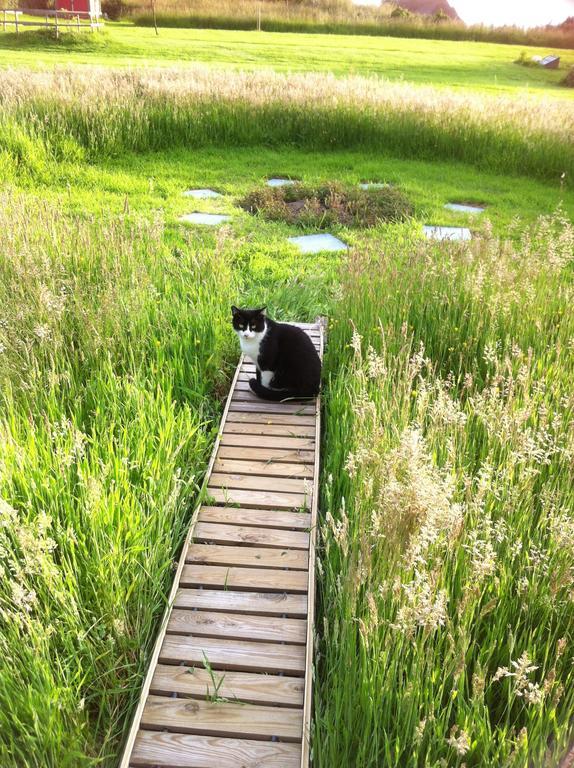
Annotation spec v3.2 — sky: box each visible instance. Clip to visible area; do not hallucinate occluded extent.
[353,0,574,27]
[454,0,574,27]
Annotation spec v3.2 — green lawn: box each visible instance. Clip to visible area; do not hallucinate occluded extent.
[1,23,574,96]
[36,146,574,236]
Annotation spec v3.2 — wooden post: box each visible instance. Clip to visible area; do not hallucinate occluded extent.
[3,10,6,32]
[151,0,158,35]
[15,11,19,34]
[55,8,58,38]
[257,2,261,31]
[76,13,80,30]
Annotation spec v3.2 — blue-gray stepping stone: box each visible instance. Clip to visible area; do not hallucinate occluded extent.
[359,182,390,189]
[182,189,221,199]
[179,213,231,226]
[444,203,484,214]
[288,233,348,254]
[267,178,296,187]
[423,225,472,241]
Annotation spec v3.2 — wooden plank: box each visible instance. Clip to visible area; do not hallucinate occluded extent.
[198,505,311,530]
[150,664,305,707]
[220,434,314,450]
[209,472,308,495]
[217,445,315,464]
[131,731,301,768]
[226,411,316,426]
[141,696,303,741]
[180,565,308,593]
[159,636,306,675]
[166,608,307,643]
[213,458,313,479]
[229,402,316,416]
[225,421,316,438]
[186,543,308,570]
[174,589,307,617]
[207,487,309,511]
[193,522,309,549]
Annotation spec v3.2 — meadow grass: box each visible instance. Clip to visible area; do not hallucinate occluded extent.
[1,66,573,187]
[1,26,574,97]
[317,213,574,766]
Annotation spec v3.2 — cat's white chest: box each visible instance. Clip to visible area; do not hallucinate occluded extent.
[238,328,266,364]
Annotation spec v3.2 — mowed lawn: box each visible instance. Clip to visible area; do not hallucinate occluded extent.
[1,23,574,95]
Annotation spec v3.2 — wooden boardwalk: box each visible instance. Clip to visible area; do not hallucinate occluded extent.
[120,320,324,768]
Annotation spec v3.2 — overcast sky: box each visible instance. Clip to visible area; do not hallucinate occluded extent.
[354,0,574,27]
[454,0,574,27]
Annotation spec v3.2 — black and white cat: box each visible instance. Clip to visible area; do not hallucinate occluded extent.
[231,306,321,401]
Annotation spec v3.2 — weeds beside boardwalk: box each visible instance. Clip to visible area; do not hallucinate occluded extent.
[1,66,573,183]
[318,213,574,766]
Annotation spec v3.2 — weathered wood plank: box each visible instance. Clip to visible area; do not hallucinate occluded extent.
[209,472,309,495]
[220,433,315,450]
[226,410,316,426]
[140,696,303,741]
[207,487,309,511]
[186,543,308,570]
[173,589,307,617]
[131,731,301,768]
[159,635,306,675]
[217,445,315,464]
[180,565,308,593]
[213,459,314,479]
[193,522,309,549]
[198,505,311,530]
[229,402,316,416]
[166,608,307,643]
[149,664,305,707]
[225,421,316,438]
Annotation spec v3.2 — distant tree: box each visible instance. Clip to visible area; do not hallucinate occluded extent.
[433,8,449,22]
[391,6,412,18]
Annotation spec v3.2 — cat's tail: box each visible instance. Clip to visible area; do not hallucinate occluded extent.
[249,379,315,402]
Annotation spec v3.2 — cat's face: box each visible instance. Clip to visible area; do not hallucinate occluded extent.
[231,306,266,340]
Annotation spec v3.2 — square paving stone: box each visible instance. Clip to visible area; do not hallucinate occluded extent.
[288,233,348,254]
[179,213,231,226]
[182,189,222,199]
[444,203,485,214]
[423,225,472,241]
[267,178,296,187]
[359,182,391,190]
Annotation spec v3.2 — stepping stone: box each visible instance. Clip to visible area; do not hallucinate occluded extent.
[288,233,348,254]
[182,189,221,199]
[267,178,296,187]
[444,203,484,214]
[423,225,471,242]
[359,182,390,190]
[179,213,231,226]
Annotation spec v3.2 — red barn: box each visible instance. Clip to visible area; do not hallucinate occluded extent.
[55,0,101,16]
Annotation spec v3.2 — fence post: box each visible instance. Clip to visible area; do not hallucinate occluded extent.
[55,8,58,37]
[3,10,6,32]
[257,2,261,31]
[15,11,19,33]
[76,13,80,30]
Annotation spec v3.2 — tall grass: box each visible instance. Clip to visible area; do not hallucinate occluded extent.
[126,0,574,49]
[316,212,574,766]
[1,67,573,183]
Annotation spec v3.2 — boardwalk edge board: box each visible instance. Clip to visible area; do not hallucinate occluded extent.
[120,320,324,768]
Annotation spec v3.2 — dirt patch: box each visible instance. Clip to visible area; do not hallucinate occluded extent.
[240,181,413,229]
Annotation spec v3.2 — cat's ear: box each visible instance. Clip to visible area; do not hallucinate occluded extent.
[256,306,267,316]
[231,305,240,316]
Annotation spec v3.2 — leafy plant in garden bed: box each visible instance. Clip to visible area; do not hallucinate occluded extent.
[240,182,413,229]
